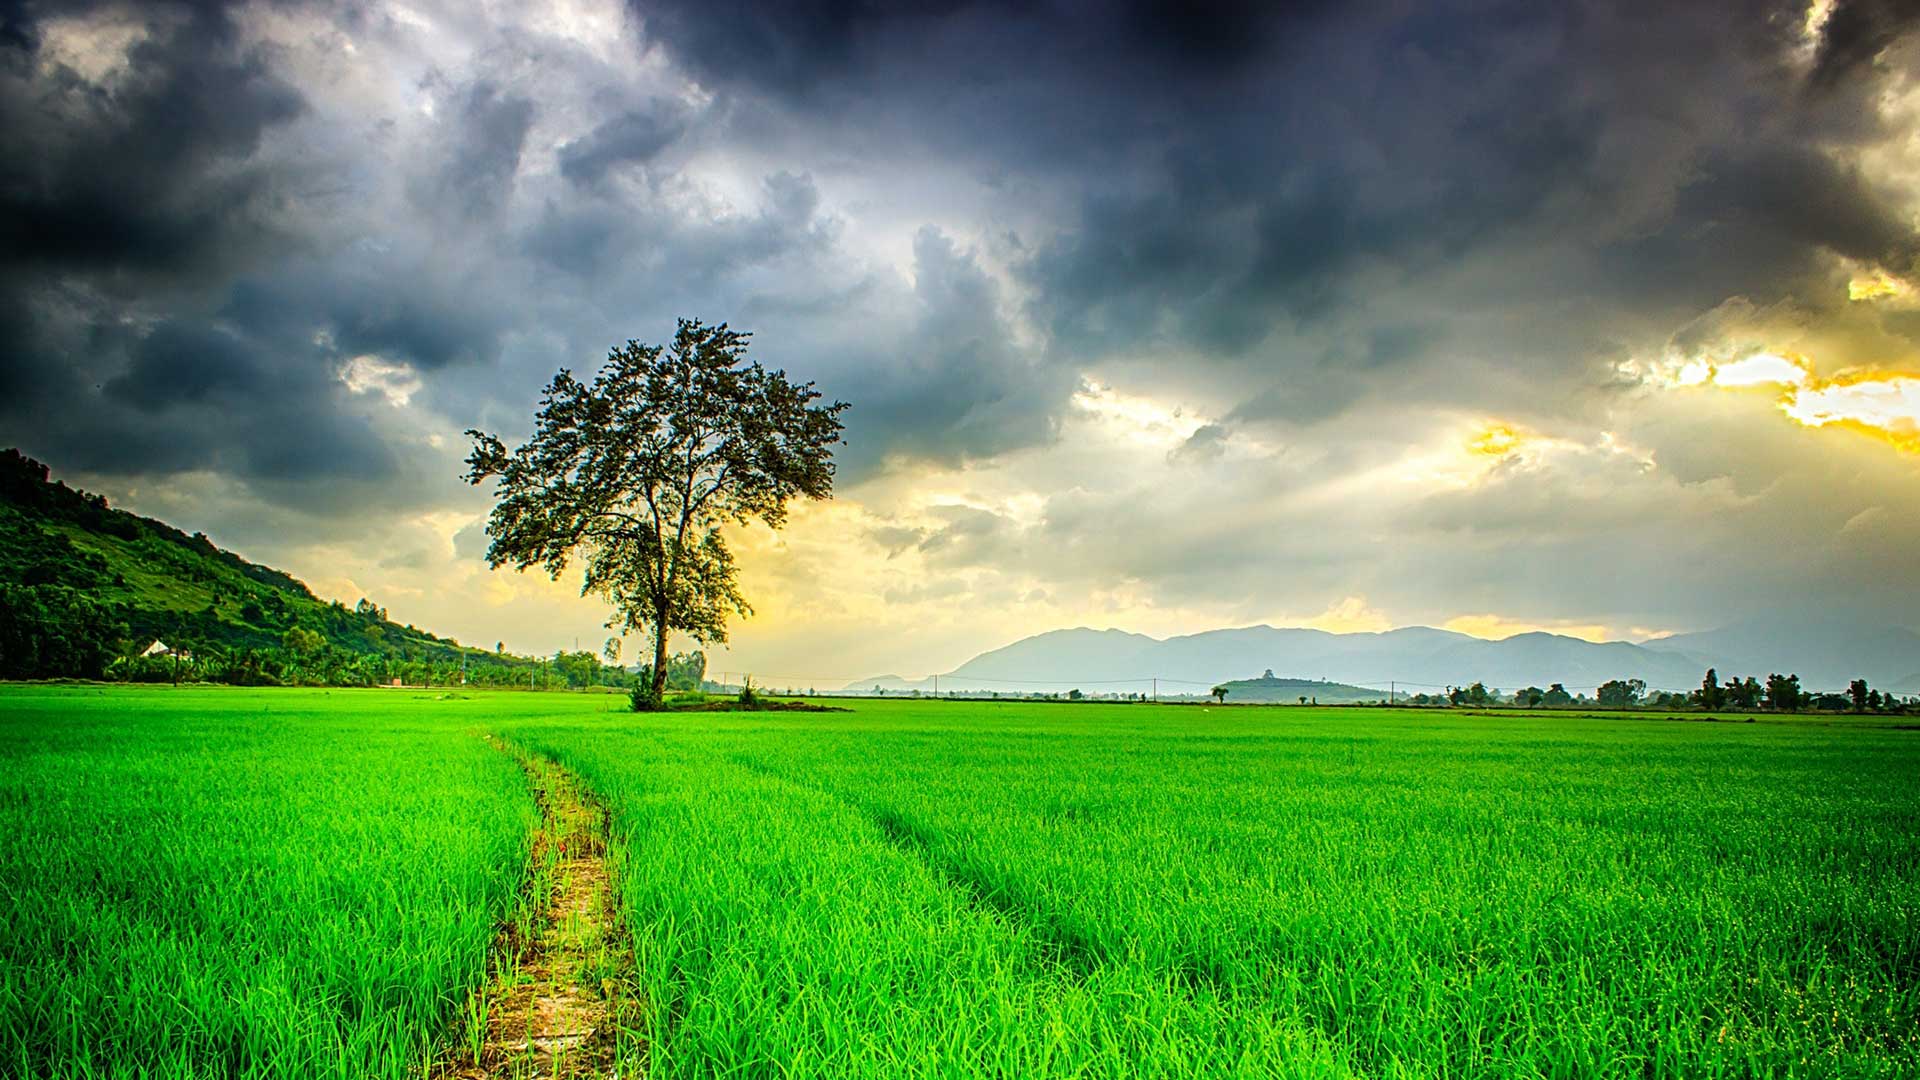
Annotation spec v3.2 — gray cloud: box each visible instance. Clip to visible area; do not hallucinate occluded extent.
[1167,423,1229,465]
[451,517,491,562]
[1808,0,1920,90]
[557,98,689,186]
[914,504,1021,566]
[425,80,535,218]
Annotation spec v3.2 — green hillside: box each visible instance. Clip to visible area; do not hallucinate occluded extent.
[1214,673,1388,704]
[0,448,589,684]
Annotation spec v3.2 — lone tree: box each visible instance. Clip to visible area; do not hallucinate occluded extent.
[465,319,848,709]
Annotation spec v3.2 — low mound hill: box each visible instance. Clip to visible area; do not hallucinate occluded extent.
[1214,674,1387,704]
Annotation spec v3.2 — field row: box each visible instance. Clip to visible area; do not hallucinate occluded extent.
[518,704,1920,1079]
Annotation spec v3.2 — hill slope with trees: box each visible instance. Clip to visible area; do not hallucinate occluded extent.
[0,449,624,686]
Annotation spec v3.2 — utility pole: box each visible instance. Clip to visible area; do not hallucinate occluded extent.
[1152,676,1158,703]
[1390,680,1395,704]
[933,674,939,697]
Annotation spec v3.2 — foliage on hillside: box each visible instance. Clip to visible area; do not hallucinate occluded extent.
[0,448,626,688]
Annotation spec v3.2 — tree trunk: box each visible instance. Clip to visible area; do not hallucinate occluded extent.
[648,619,669,709]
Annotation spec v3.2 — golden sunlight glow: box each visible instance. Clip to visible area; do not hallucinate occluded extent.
[1302,596,1394,634]
[1781,375,1920,451]
[1707,352,1810,388]
[1848,272,1910,302]
[1071,380,1207,447]
[1646,351,1811,390]
[1652,347,1920,454]
[1667,359,1712,386]
[1466,424,1523,457]
[1442,614,1612,643]
[339,354,423,406]
[1384,420,1585,490]
[1804,0,1836,41]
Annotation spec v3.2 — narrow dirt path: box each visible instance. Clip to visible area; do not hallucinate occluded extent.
[441,745,641,1079]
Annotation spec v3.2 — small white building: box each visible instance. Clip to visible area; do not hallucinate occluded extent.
[140,640,192,662]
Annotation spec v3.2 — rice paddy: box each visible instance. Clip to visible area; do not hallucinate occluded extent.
[0,687,540,1079]
[3,687,1915,1078]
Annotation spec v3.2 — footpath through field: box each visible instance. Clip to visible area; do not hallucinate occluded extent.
[441,742,641,1078]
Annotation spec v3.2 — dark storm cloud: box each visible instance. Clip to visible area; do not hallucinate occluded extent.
[1010,5,1732,363]
[1574,142,1920,340]
[224,259,510,372]
[631,0,1336,106]
[0,0,358,500]
[0,0,303,277]
[831,227,1072,474]
[103,321,264,410]
[628,0,1917,428]
[0,1,522,509]
[7,295,405,489]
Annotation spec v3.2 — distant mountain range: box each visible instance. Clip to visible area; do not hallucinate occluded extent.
[1640,620,1920,692]
[853,620,1920,696]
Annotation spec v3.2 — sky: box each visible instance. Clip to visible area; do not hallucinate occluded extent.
[3,0,1918,683]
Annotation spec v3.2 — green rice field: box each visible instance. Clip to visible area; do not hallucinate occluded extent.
[3,685,1916,1078]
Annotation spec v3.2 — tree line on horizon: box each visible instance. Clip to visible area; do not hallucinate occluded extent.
[1406,667,1915,714]
[101,635,713,693]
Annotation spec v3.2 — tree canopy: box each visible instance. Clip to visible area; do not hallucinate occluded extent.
[1596,678,1645,708]
[465,319,848,709]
